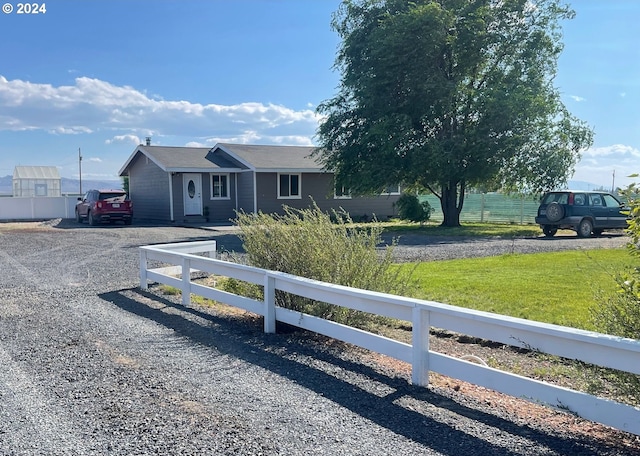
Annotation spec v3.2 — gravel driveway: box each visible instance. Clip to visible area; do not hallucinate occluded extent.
[0,220,636,455]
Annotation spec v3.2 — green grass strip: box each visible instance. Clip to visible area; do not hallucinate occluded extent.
[404,249,635,330]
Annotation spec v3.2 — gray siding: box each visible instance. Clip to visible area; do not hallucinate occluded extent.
[128,155,171,221]
[203,173,237,223]
[255,172,399,220]
[171,172,238,223]
[236,172,255,214]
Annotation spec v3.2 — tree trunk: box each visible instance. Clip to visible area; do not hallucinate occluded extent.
[439,180,465,227]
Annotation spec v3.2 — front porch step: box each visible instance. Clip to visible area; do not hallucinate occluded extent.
[181,217,207,224]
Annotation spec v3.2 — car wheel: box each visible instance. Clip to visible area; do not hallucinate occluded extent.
[577,219,593,238]
[88,211,97,226]
[75,210,82,223]
[542,225,557,237]
[546,202,564,222]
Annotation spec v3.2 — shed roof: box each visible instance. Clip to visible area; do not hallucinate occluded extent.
[13,166,61,180]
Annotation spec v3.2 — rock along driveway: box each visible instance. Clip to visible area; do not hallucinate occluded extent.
[0,221,635,455]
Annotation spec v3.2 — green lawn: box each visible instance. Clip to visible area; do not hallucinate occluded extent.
[403,249,635,330]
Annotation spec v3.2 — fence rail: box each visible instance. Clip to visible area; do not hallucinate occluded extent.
[139,240,640,436]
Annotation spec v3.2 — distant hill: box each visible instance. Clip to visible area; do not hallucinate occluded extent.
[60,177,124,194]
[0,175,122,195]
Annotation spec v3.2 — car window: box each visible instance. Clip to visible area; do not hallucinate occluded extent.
[573,193,586,206]
[602,194,621,208]
[543,193,568,204]
[99,192,126,201]
[589,194,603,206]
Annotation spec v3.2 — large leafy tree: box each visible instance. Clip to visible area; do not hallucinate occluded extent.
[315,0,593,226]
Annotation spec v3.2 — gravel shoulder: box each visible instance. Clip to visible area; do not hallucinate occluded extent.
[0,220,637,455]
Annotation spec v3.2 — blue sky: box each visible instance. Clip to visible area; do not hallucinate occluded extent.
[0,0,638,190]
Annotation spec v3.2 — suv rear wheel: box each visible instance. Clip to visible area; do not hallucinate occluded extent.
[546,202,564,222]
[542,225,558,237]
[577,219,593,238]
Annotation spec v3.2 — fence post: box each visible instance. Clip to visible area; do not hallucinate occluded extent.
[411,306,430,386]
[181,257,191,306]
[264,274,276,334]
[139,248,149,290]
[480,193,486,223]
[207,241,217,259]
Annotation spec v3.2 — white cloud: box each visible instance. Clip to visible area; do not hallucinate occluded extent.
[88,157,103,163]
[582,144,640,158]
[105,134,141,145]
[569,95,586,102]
[49,126,93,135]
[0,75,320,144]
[572,144,640,188]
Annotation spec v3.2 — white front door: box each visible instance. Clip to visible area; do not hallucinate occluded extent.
[183,173,202,216]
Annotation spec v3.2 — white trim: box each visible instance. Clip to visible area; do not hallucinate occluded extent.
[209,173,231,200]
[214,144,256,170]
[253,172,257,214]
[235,174,239,215]
[254,168,325,173]
[381,184,401,195]
[277,173,302,200]
[168,174,174,221]
[334,185,352,200]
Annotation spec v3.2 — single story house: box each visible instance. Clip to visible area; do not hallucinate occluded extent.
[13,166,62,197]
[118,143,400,223]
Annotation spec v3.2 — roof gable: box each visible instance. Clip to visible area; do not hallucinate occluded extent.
[119,145,245,175]
[215,143,323,172]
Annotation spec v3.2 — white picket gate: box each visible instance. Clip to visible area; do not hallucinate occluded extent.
[139,240,640,436]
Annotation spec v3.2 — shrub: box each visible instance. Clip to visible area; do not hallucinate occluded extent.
[590,180,640,402]
[591,180,640,338]
[394,193,433,224]
[229,202,413,326]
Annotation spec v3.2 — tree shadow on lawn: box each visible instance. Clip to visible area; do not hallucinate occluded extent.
[99,287,634,456]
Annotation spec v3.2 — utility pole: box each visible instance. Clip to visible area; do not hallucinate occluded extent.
[79,147,83,196]
[612,169,615,193]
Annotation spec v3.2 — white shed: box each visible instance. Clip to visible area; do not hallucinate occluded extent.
[13,166,62,197]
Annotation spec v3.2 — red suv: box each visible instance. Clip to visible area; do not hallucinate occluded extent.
[75,189,133,226]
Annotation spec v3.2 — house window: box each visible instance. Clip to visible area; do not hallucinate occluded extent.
[334,185,351,199]
[382,184,401,195]
[278,173,301,199]
[210,174,229,199]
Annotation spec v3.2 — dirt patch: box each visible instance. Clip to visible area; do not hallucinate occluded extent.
[0,219,61,232]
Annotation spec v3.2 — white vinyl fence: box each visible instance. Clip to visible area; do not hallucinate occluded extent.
[139,240,640,436]
[0,196,79,220]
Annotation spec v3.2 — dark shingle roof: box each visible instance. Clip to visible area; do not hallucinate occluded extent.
[119,143,325,175]
[137,146,218,170]
[215,143,322,171]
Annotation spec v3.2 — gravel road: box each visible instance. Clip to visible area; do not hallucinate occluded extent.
[0,220,636,455]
